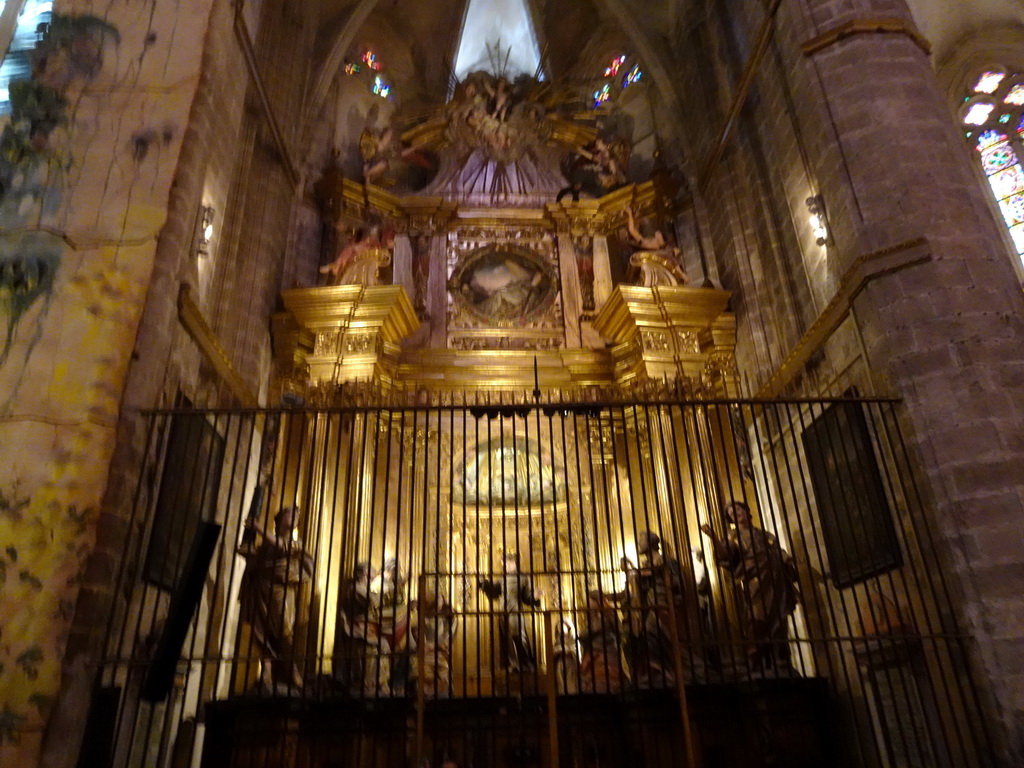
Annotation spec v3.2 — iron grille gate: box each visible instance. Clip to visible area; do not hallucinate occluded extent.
[93,396,995,768]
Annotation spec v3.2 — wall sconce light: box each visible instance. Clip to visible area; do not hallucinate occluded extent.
[805,195,830,246]
[197,205,215,257]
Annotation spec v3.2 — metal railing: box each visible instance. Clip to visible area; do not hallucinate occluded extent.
[91,396,995,767]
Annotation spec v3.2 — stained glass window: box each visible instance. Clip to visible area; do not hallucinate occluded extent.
[974,70,1006,94]
[342,49,391,98]
[604,55,626,78]
[964,101,995,125]
[1005,83,1024,106]
[591,54,642,108]
[963,72,1024,261]
[0,0,53,111]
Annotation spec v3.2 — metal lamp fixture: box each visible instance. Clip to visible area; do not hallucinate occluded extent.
[805,195,830,246]
[197,205,215,256]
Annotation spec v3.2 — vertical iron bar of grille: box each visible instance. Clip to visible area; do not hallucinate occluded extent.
[104,410,164,767]
[802,398,911,761]
[99,407,160,682]
[139,410,210,767]
[768,401,882,767]
[872,400,996,765]
[850,400,963,764]
[92,397,1001,768]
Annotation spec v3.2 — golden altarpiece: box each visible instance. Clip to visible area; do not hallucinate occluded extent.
[96,68,994,768]
[268,164,743,687]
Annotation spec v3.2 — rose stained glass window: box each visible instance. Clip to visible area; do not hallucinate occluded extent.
[963,73,1024,261]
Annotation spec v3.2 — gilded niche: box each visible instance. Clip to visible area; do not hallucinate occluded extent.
[455,438,566,509]
[448,244,557,323]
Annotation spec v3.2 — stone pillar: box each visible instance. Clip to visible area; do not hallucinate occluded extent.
[393,233,414,295]
[556,232,584,348]
[0,3,217,766]
[429,233,449,348]
[786,0,1024,753]
[592,235,614,311]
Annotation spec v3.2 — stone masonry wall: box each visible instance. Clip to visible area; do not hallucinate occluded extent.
[692,0,1024,757]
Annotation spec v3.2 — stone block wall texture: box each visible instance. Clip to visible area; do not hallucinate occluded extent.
[685,0,1024,757]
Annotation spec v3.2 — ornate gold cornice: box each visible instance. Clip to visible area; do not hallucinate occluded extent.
[273,284,738,396]
[593,285,736,393]
[402,197,458,234]
[546,115,599,149]
[333,179,668,236]
[177,283,259,407]
[801,18,932,57]
[281,284,420,343]
[394,348,616,390]
[274,285,420,391]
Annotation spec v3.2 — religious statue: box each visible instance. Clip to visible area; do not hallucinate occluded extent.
[236,506,314,693]
[410,586,457,697]
[478,553,542,673]
[411,233,432,319]
[551,618,581,694]
[691,546,722,672]
[319,222,395,286]
[361,123,399,184]
[446,72,552,164]
[571,234,596,312]
[701,501,802,675]
[375,557,412,694]
[608,532,685,688]
[338,562,389,696]
[579,593,626,693]
[625,207,689,287]
[360,107,434,186]
[561,135,629,198]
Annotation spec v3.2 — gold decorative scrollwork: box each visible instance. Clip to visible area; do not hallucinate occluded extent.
[640,330,672,353]
[675,330,701,355]
[314,330,342,357]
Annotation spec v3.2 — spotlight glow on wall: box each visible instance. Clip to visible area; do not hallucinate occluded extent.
[198,205,215,257]
[806,195,829,246]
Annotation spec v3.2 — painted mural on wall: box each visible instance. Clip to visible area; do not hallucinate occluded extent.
[0,14,119,364]
[0,10,156,759]
[0,485,96,739]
